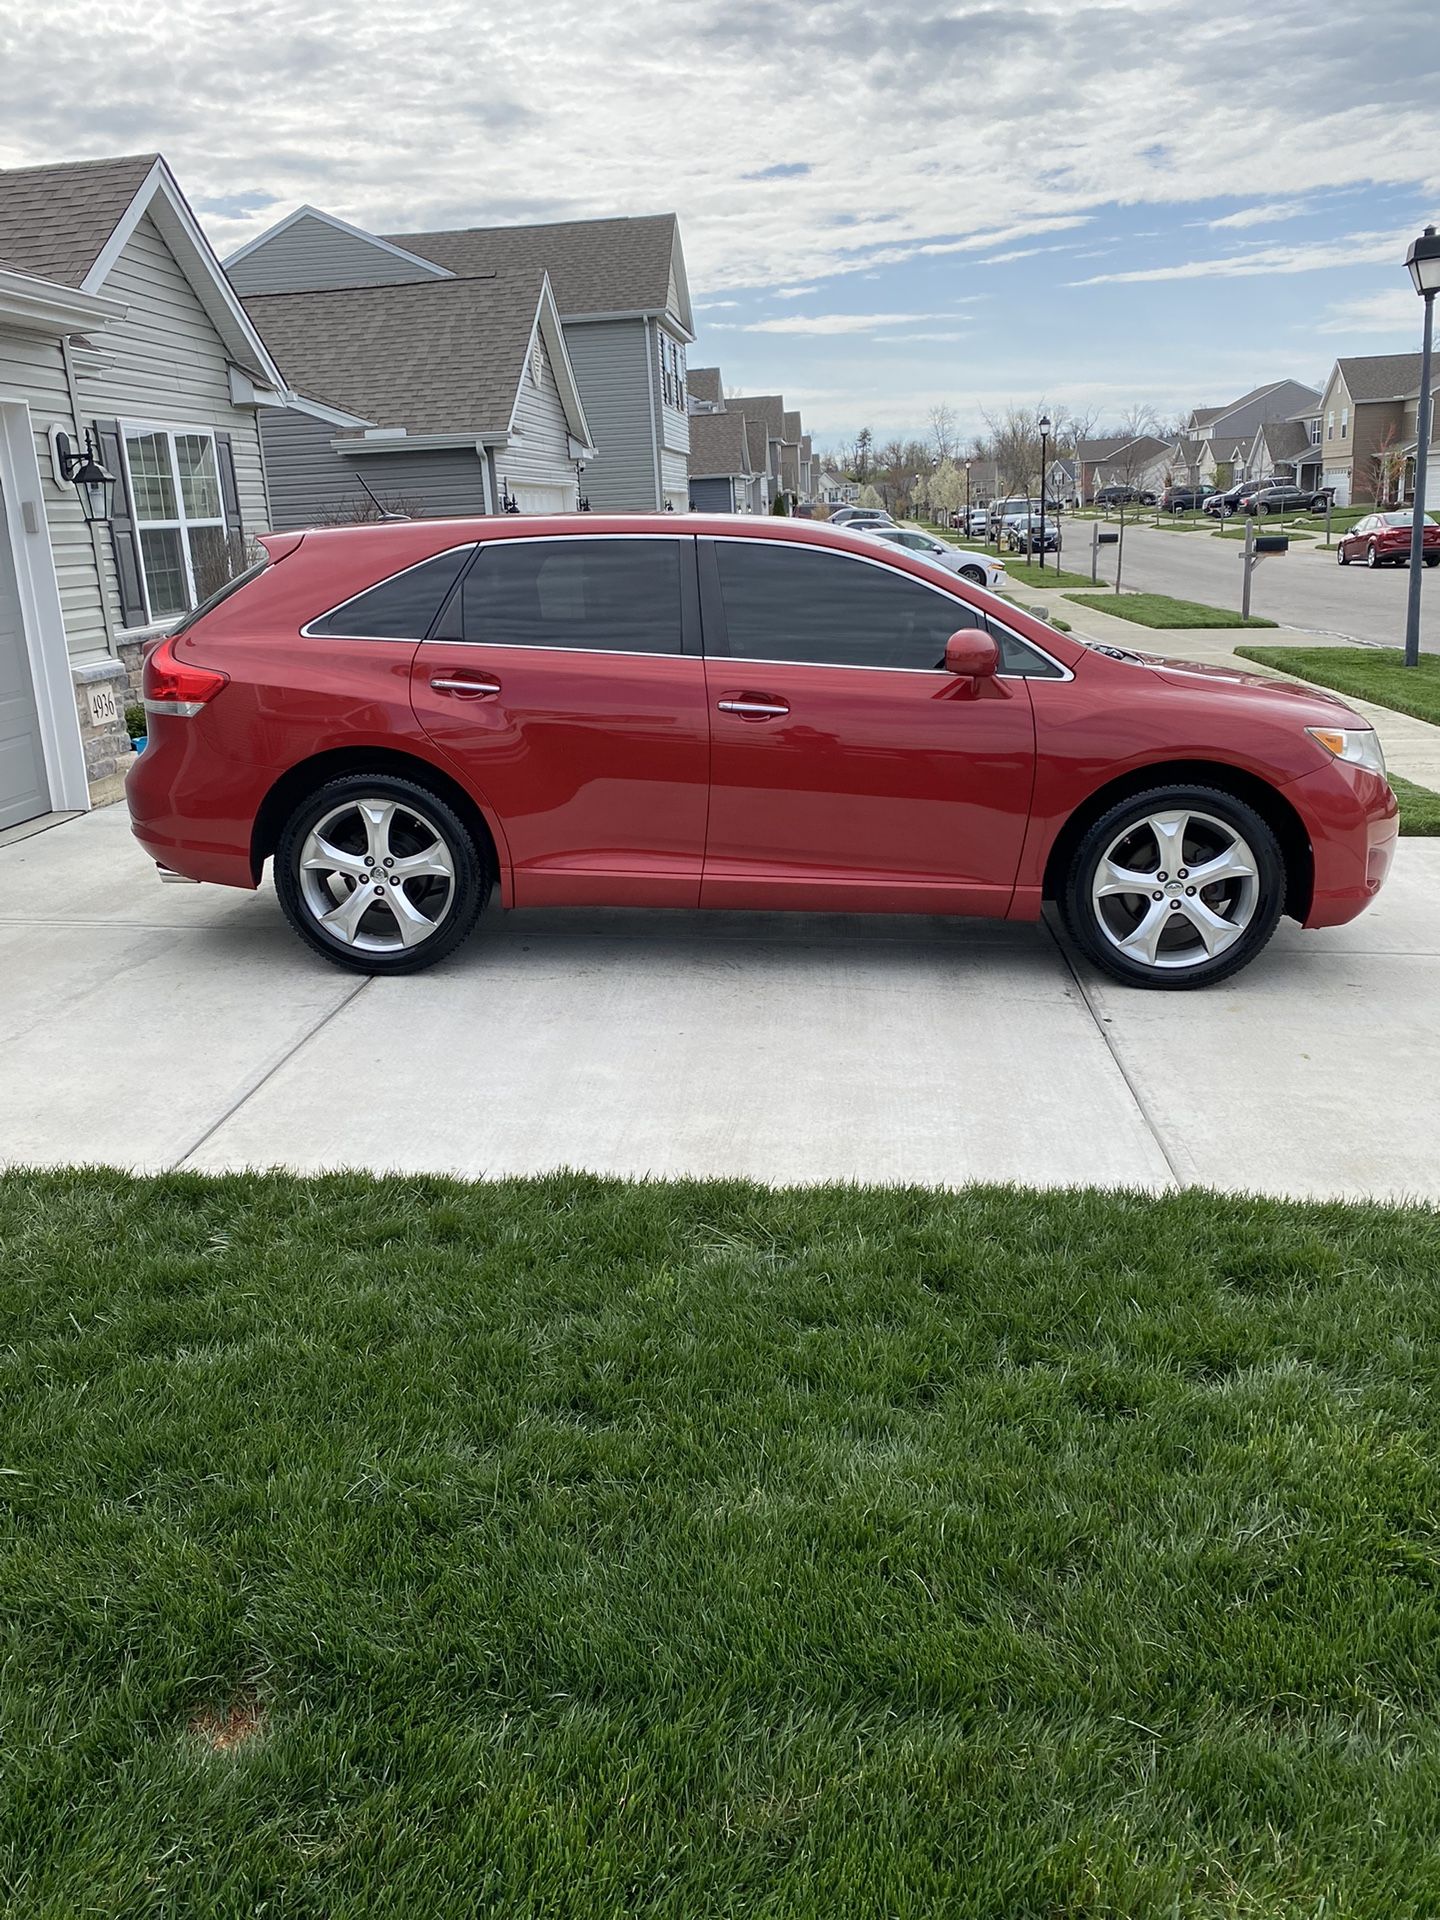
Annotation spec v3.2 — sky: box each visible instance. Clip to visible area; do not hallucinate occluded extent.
[2,0,1438,453]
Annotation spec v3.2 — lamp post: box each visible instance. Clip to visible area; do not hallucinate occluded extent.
[1403,224,1440,668]
[965,460,971,533]
[1038,414,1051,571]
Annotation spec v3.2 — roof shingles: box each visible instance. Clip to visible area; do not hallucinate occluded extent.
[0,153,156,289]
[382,214,680,320]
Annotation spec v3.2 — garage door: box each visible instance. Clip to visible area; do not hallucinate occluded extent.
[0,477,50,831]
[511,482,572,515]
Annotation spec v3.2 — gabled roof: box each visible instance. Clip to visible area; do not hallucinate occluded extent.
[0,150,284,389]
[731,392,785,442]
[382,213,691,334]
[1336,353,1426,403]
[1077,435,1136,463]
[1253,419,1311,461]
[742,415,769,472]
[1188,406,1222,428]
[688,407,753,479]
[687,365,723,405]
[783,409,802,442]
[0,153,157,288]
[241,271,591,445]
[1205,378,1320,430]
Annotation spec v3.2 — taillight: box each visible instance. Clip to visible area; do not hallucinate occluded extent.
[142,635,229,717]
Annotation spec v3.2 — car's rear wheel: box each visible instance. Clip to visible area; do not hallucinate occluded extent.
[1060,786,1285,990]
[1426,556,1440,568]
[1367,543,1380,568]
[275,774,489,974]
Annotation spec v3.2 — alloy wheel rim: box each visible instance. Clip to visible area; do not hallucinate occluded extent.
[298,797,456,953]
[1091,808,1260,971]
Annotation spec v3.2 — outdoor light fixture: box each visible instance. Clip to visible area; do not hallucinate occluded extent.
[1038,414,1052,571]
[1402,225,1439,668]
[55,428,116,525]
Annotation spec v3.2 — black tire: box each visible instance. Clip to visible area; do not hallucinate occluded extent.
[1367,543,1380,569]
[1337,543,1349,564]
[1426,556,1440,568]
[959,564,987,584]
[1059,784,1285,991]
[274,773,490,975]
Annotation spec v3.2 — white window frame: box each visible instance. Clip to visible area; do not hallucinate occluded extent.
[119,421,226,624]
[1309,417,1322,446]
[1327,411,1334,440]
[1340,407,1349,436]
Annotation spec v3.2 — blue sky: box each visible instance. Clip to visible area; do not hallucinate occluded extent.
[3,0,1437,454]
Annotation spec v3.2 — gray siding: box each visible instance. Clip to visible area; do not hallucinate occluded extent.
[563,318,658,510]
[259,409,486,526]
[0,328,109,660]
[226,213,445,295]
[498,339,577,508]
[82,213,270,626]
[659,446,688,509]
[688,476,735,511]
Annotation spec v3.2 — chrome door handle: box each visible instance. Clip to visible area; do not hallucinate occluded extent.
[429,673,500,697]
[717,698,789,718]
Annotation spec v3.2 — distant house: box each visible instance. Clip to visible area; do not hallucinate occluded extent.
[1313,354,1439,509]
[815,468,857,506]
[228,205,694,511]
[1245,412,1325,496]
[0,151,286,826]
[687,407,756,512]
[1076,434,1169,501]
[240,271,594,525]
[1181,380,1321,487]
[685,372,809,511]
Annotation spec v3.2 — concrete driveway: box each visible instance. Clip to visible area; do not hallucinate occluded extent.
[3,802,1438,1200]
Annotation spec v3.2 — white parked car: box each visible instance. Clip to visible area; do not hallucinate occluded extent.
[965,507,990,538]
[854,523,1008,589]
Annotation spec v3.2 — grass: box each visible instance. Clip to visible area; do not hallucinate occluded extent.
[1065,592,1278,629]
[1232,647,1440,728]
[7,1169,1440,1915]
[1391,773,1440,834]
[996,557,1095,590]
[1212,524,1316,542]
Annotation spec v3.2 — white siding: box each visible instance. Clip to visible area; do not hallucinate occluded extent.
[497,339,577,507]
[563,318,658,510]
[226,214,445,295]
[0,326,108,661]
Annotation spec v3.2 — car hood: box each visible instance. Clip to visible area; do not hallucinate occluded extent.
[1107,646,1367,722]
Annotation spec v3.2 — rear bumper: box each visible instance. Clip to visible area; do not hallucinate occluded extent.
[125,717,263,889]
[1286,760,1398,928]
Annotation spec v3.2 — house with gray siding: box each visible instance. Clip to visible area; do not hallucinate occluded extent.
[687,405,756,512]
[241,270,593,524]
[0,152,285,826]
[228,205,694,512]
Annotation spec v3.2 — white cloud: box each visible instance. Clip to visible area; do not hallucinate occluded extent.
[774,284,817,298]
[726,311,967,335]
[695,298,739,309]
[1316,288,1425,334]
[1207,199,1311,229]
[1070,231,1415,285]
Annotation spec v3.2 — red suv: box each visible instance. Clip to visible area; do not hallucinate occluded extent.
[127,515,1397,990]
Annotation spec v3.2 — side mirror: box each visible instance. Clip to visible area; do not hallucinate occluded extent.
[944,628,999,678]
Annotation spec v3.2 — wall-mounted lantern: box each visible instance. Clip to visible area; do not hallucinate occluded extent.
[55,428,116,525]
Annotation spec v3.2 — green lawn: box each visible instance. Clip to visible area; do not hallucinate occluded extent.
[7,1169,1440,1915]
[997,557,1095,590]
[1233,647,1440,727]
[1391,773,1440,834]
[1211,524,1316,542]
[1066,592,1278,629]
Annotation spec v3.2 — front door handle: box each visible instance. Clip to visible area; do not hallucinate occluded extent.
[429,672,500,698]
[717,696,790,720]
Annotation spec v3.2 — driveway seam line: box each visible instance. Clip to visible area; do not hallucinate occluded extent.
[168,977,372,1172]
[1043,920,1189,1189]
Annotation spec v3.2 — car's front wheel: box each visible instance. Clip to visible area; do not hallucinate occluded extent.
[959,564,987,584]
[274,774,489,974]
[1060,786,1285,989]
[1337,542,1349,564]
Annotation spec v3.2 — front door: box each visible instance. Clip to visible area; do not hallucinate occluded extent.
[0,478,50,831]
[698,538,1037,916]
[412,533,709,907]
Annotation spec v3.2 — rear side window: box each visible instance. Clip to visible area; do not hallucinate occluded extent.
[442,537,684,654]
[307,547,474,639]
[172,555,269,635]
[713,541,972,671]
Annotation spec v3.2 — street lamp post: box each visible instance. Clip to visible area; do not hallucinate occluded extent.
[1038,415,1051,572]
[965,460,971,534]
[1403,225,1440,669]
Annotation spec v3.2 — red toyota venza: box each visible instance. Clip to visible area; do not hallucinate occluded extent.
[127,515,1397,990]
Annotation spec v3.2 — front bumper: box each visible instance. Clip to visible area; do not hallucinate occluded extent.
[1286,757,1398,928]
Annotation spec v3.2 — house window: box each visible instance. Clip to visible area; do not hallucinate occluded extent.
[121,426,229,622]
[1340,407,1349,436]
[1309,417,1321,446]
[1326,411,1334,440]
[530,338,544,388]
[657,335,685,411]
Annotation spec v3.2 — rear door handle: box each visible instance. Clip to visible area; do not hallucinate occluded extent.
[717,697,789,720]
[429,672,500,698]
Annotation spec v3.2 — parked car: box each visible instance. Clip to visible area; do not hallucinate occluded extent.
[1240,483,1333,516]
[965,507,990,538]
[1202,481,1258,519]
[1092,484,1156,508]
[1159,484,1211,512]
[828,506,893,527]
[854,522,1008,588]
[1001,514,1062,554]
[988,496,1037,534]
[127,515,1397,991]
[1336,510,1440,568]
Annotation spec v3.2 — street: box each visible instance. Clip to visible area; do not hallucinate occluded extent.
[1076,519,1436,647]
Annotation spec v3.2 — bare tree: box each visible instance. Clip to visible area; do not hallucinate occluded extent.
[1372,424,1406,508]
[929,404,958,463]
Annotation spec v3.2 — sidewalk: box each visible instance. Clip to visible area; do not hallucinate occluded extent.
[1012,586,1440,795]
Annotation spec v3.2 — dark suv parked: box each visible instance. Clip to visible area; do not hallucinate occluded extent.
[1159,484,1211,512]
[1239,482,1333,516]
[1092,484,1155,508]
[1202,481,1258,519]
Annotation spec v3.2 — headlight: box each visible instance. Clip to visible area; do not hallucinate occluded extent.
[1306,726,1386,776]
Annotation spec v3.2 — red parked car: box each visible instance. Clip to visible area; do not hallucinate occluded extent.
[1336,510,1440,569]
[127,515,1397,990]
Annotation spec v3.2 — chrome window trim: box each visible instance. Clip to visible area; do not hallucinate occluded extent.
[299,542,478,642]
[709,533,1074,682]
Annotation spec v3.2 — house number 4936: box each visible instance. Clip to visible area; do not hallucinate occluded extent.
[87,684,119,728]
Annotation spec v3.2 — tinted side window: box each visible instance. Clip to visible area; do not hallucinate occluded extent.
[452,538,684,654]
[309,547,473,639]
[713,542,975,670]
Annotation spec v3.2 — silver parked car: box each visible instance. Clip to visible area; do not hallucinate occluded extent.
[853,523,1009,589]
